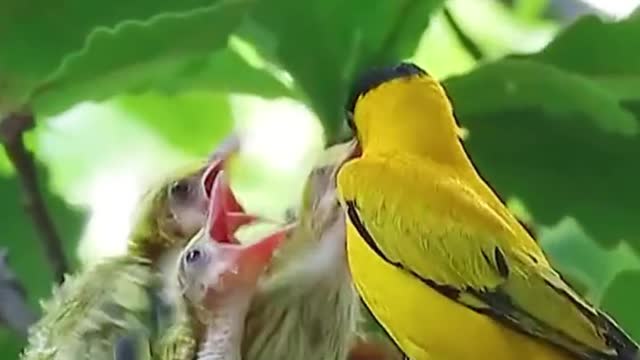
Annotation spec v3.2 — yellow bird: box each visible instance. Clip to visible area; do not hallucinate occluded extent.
[336,62,639,360]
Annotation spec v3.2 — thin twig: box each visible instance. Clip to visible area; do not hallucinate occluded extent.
[0,112,68,283]
[0,248,38,337]
[442,6,484,61]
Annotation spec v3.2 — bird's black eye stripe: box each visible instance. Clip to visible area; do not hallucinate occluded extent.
[345,62,428,115]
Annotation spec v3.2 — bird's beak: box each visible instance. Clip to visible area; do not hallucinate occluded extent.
[201,136,258,240]
[205,170,258,244]
[226,228,287,286]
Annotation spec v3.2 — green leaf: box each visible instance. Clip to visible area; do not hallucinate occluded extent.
[116,91,234,156]
[444,59,638,136]
[453,107,640,249]
[600,270,640,342]
[0,168,85,356]
[242,0,445,139]
[539,218,640,303]
[527,13,640,115]
[532,15,640,76]
[0,0,225,113]
[159,47,294,99]
[0,150,14,176]
[441,14,640,248]
[28,0,253,117]
[528,15,640,104]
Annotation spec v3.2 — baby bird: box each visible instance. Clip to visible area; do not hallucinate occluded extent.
[164,171,286,360]
[22,136,242,360]
[242,141,360,360]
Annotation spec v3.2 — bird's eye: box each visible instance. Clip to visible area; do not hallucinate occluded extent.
[169,180,191,200]
[185,249,202,264]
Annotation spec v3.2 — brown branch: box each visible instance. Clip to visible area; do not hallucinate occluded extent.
[0,248,38,337]
[0,112,68,283]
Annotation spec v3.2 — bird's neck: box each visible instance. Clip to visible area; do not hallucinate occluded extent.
[363,134,472,173]
[196,292,252,360]
[361,116,472,171]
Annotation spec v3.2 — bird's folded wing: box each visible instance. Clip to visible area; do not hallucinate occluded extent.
[338,160,633,360]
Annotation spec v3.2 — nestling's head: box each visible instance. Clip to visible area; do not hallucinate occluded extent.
[178,172,285,306]
[345,62,459,157]
[128,134,250,262]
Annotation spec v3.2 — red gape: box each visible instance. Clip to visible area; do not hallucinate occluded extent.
[202,157,246,213]
[202,150,289,260]
[202,158,257,244]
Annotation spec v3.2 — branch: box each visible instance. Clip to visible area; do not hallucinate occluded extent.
[442,6,484,61]
[0,112,68,283]
[0,248,38,337]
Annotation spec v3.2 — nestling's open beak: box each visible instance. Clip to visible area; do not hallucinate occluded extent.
[205,170,258,244]
[202,158,255,214]
[202,171,289,288]
[201,138,258,241]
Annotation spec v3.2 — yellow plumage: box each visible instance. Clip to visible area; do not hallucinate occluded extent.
[337,62,638,360]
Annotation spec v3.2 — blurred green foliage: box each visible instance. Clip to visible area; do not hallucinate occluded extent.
[1,0,639,356]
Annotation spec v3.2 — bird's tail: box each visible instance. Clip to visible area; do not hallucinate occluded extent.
[595,310,639,360]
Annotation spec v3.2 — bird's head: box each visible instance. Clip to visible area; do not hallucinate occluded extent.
[128,134,248,261]
[345,62,461,160]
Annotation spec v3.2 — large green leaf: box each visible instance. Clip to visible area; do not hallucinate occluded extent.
[600,270,640,342]
[160,47,293,99]
[116,91,234,156]
[529,15,640,105]
[444,59,638,136]
[241,0,445,139]
[0,0,225,114]
[450,107,640,249]
[532,15,640,76]
[539,218,640,303]
[28,0,253,117]
[441,14,640,247]
[0,168,85,357]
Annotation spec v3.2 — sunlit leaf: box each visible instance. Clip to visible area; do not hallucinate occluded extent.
[539,218,640,303]
[116,91,234,156]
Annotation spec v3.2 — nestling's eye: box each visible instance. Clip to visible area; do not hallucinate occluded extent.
[169,180,191,200]
[185,249,202,264]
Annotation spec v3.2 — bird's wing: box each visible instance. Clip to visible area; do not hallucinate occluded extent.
[22,257,155,360]
[337,158,637,360]
[153,311,197,360]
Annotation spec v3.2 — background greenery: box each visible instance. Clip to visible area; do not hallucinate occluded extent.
[1,0,639,356]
